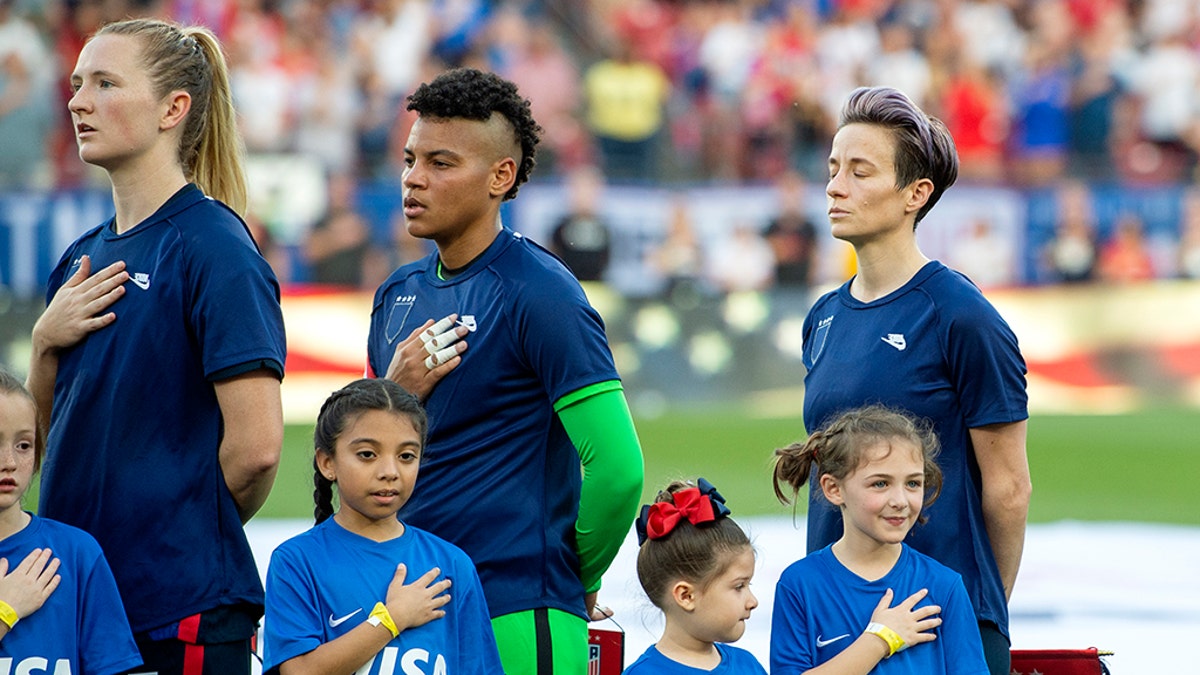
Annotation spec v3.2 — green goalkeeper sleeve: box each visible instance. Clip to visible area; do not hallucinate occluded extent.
[555,380,645,593]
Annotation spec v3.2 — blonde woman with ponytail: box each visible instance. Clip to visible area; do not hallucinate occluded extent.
[26,18,286,674]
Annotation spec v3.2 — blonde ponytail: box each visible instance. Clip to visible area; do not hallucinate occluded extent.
[185,27,247,215]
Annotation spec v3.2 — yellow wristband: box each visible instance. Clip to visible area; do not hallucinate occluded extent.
[864,622,906,657]
[368,602,399,638]
[0,600,18,630]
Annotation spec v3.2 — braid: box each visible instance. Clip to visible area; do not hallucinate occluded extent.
[313,456,335,525]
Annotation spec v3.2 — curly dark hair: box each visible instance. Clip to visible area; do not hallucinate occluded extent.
[407,68,542,201]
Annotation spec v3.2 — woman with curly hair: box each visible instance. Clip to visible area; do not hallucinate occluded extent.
[365,68,644,674]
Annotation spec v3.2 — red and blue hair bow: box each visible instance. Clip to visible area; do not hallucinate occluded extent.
[635,478,731,545]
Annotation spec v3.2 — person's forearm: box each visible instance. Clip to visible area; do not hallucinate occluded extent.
[982,482,1029,600]
[802,634,888,675]
[215,373,283,523]
[971,421,1031,601]
[26,332,60,433]
[279,622,393,675]
[221,438,279,523]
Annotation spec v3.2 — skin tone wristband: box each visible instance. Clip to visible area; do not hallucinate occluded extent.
[0,600,18,629]
[368,602,399,638]
[864,621,906,657]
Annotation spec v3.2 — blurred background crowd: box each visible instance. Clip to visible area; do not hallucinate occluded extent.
[4,0,1200,294]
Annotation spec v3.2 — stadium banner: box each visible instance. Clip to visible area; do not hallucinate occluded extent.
[2,178,1191,298]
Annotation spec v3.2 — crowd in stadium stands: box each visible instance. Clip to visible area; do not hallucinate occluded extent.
[6,0,1200,285]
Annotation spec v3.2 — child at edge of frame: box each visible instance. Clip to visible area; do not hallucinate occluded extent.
[0,370,141,672]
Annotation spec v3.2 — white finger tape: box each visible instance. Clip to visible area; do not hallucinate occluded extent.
[420,317,456,343]
[426,329,462,350]
[424,345,458,369]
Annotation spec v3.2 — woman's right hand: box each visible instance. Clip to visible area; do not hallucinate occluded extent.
[33,255,128,354]
[0,549,62,624]
[869,588,942,650]
[383,564,452,632]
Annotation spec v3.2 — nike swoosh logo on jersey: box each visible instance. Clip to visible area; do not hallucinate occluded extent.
[816,633,851,648]
[881,333,906,351]
[131,273,151,290]
[329,608,363,627]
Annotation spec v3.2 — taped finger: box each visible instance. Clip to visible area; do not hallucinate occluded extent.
[424,345,459,369]
[426,328,462,351]
[420,317,456,343]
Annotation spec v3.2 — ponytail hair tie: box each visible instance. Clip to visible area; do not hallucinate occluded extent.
[635,478,731,545]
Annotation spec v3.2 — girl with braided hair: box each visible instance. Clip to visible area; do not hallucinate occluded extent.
[769,405,987,674]
[624,478,767,674]
[263,378,500,675]
[28,17,285,671]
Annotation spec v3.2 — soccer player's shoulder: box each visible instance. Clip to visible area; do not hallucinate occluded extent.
[372,258,428,308]
[504,229,578,282]
[920,262,1004,323]
[170,196,259,258]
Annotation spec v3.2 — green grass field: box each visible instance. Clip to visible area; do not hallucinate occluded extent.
[250,406,1200,525]
[24,406,1198,524]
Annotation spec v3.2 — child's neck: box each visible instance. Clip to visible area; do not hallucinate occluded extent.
[0,506,31,540]
[333,511,406,543]
[656,619,721,669]
[831,535,904,582]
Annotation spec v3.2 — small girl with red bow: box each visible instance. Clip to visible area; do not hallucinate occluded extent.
[623,478,769,674]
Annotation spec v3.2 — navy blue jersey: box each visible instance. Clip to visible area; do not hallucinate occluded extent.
[0,515,142,674]
[771,545,988,675]
[38,184,287,633]
[263,518,501,675]
[366,228,619,620]
[801,261,1027,638]
[625,643,768,674]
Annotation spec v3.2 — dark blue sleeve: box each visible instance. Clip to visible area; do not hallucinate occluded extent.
[512,272,617,402]
[44,241,79,305]
[366,279,394,379]
[943,298,1028,428]
[183,218,287,379]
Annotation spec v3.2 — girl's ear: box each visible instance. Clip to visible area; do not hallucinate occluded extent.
[669,580,698,612]
[315,449,336,482]
[820,473,844,507]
